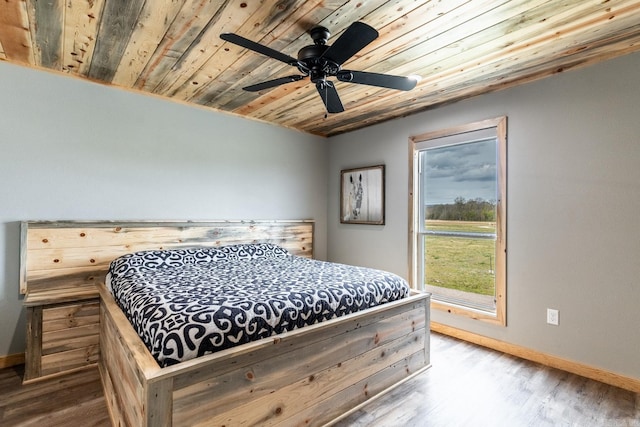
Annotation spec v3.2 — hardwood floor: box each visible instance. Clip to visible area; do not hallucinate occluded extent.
[0,365,109,427]
[336,333,640,427]
[0,333,638,426]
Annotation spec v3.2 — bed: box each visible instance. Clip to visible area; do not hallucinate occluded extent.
[20,220,430,426]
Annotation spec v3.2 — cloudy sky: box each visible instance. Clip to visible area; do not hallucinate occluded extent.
[422,138,497,205]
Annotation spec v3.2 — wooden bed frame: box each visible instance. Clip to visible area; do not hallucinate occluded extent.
[21,220,430,426]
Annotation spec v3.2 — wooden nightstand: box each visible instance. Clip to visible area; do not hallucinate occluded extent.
[23,289,100,382]
[20,221,105,382]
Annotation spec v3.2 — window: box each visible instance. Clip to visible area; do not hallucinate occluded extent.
[410,117,507,325]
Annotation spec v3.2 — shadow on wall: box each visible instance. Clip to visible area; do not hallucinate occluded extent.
[2,221,26,356]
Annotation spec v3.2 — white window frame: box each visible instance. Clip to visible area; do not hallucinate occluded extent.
[409,117,507,325]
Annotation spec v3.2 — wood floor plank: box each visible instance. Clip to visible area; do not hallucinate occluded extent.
[1,333,637,426]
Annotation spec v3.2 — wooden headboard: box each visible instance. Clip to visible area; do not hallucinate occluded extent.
[20,220,314,306]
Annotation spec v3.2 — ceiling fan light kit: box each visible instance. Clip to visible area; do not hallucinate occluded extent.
[220,21,417,114]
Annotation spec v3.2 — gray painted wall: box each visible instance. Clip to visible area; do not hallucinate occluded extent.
[328,52,640,379]
[0,61,327,357]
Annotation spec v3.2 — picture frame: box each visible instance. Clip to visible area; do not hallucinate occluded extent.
[340,165,385,225]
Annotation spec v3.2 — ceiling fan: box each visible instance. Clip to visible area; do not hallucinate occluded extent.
[220,22,418,113]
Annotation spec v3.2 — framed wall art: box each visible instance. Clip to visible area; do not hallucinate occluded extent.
[340,165,385,225]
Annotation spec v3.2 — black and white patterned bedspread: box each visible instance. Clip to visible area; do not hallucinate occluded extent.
[106,243,410,367]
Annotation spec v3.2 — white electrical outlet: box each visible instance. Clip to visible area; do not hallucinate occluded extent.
[547,308,559,326]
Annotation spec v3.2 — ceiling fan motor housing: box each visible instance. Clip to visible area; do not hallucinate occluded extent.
[297,44,340,82]
[297,44,329,61]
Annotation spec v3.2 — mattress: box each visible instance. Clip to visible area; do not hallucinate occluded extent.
[106,243,410,367]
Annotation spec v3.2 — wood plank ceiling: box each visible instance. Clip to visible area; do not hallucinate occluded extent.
[1,0,640,137]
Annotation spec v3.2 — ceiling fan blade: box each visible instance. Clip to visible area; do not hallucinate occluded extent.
[220,33,298,66]
[316,81,344,113]
[321,22,378,66]
[243,75,306,92]
[337,70,418,91]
